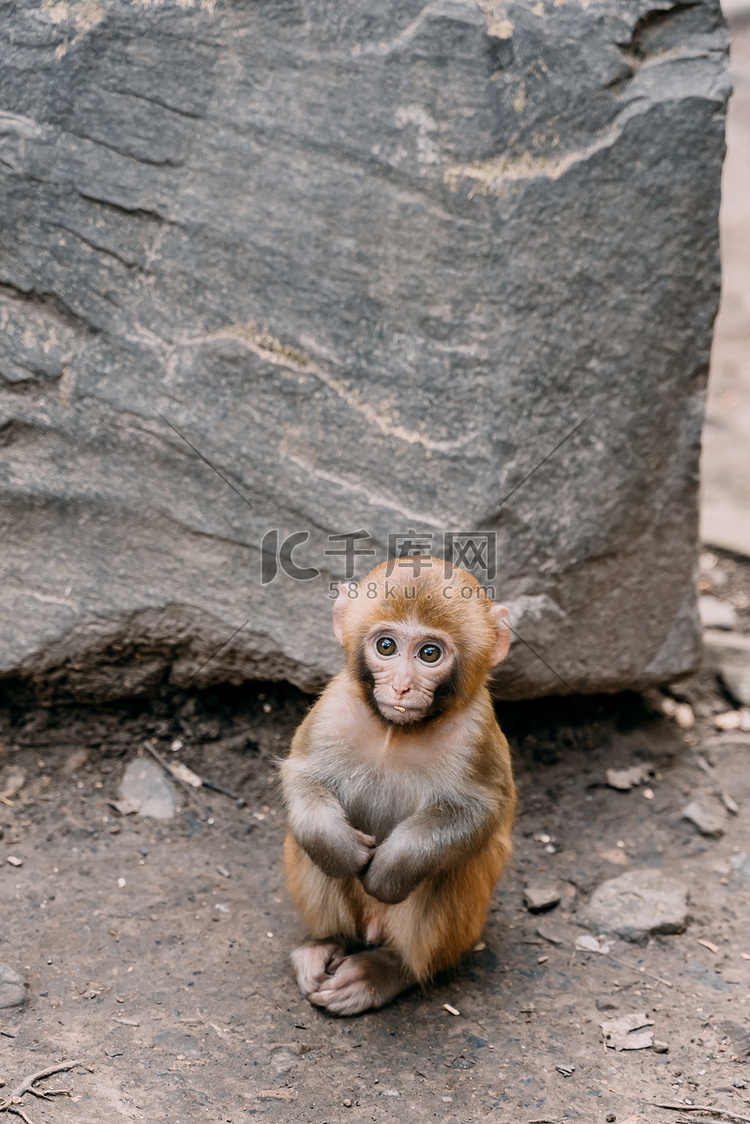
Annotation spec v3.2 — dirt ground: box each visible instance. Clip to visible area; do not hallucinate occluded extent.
[0,548,749,1124]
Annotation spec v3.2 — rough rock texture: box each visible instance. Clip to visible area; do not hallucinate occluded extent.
[0,962,26,1009]
[578,868,690,943]
[682,796,728,837]
[523,881,561,912]
[119,757,177,820]
[0,0,730,701]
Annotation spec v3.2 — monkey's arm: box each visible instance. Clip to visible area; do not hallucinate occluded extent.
[281,758,375,880]
[361,793,504,905]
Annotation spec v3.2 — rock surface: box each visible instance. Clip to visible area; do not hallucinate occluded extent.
[0,962,26,1009]
[683,797,728,837]
[579,868,690,943]
[523,881,561,912]
[0,0,730,701]
[120,758,177,820]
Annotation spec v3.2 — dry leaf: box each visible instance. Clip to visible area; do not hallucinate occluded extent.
[169,762,203,788]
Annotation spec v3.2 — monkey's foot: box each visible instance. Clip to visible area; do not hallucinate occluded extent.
[307,947,414,1016]
[291,940,347,997]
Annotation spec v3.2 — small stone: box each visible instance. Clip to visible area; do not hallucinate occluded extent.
[556,1064,576,1077]
[714,708,744,731]
[343,1099,352,1107]
[119,758,176,820]
[575,934,611,954]
[523,881,561,912]
[606,763,652,791]
[606,1115,616,1122]
[683,798,727,838]
[719,663,750,708]
[699,595,738,630]
[653,1040,669,1054]
[0,963,26,1009]
[63,748,88,774]
[674,703,695,730]
[579,868,689,943]
[6,856,22,867]
[0,767,26,799]
[722,792,740,815]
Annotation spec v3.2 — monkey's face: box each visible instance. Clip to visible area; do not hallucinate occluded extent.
[356,621,457,726]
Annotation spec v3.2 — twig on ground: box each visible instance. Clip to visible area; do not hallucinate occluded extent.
[649,1103,750,1123]
[0,1059,82,1114]
[8,1106,35,1124]
[141,742,205,809]
[602,952,673,988]
[201,778,239,800]
[574,947,673,988]
[141,742,237,804]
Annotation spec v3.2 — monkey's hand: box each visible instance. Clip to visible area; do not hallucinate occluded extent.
[301,820,376,880]
[361,801,490,904]
[360,840,423,904]
[282,760,376,878]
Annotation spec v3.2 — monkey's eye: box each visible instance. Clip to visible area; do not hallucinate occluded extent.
[418,644,441,664]
[376,636,397,657]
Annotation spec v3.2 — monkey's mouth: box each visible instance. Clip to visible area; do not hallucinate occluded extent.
[378,701,429,725]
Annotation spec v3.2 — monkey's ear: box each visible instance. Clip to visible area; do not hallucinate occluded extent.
[332,584,349,645]
[488,604,511,666]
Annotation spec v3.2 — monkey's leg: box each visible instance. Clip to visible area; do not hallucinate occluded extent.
[285,835,378,1003]
[386,831,511,981]
[291,940,347,997]
[284,834,362,940]
[307,947,415,1016]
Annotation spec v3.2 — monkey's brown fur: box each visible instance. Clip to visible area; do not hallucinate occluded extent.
[281,559,515,1013]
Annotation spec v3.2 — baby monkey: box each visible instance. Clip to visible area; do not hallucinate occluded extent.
[281,557,515,1016]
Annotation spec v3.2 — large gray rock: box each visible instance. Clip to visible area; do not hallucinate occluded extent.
[579,868,690,943]
[0,0,729,701]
